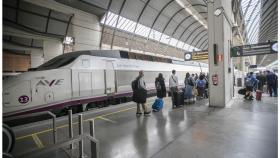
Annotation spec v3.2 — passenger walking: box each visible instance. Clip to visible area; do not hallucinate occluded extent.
[152,73,166,112]
[266,70,278,97]
[184,72,195,100]
[195,75,206,99]
[169,70,179,108]
[132,71,151,115]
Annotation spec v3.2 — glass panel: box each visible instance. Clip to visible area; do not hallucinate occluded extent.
[160,34,170,44]
[135,24,149,37]
[149,29,161,41]
[169,38,178,47]
[177,41,184,49]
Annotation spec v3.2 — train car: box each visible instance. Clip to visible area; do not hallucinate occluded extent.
[3,50,208,117]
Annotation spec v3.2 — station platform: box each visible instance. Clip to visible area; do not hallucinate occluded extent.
[11,92,277,158]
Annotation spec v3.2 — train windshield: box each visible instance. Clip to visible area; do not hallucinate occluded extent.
[35,55,78,71]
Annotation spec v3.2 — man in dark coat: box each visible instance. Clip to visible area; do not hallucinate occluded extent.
[266,70,278,97]
[155,73,166,98]
[132,71,151,115]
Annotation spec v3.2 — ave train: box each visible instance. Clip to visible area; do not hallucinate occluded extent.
[3,50,208,117]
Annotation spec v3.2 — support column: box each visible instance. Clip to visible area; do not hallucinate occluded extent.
[208,0,234,107]
[30,49,44,68]
[43,40,63,62]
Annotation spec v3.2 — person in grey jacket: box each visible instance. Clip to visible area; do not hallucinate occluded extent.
[169,70,179,108]
[133,71,151,115]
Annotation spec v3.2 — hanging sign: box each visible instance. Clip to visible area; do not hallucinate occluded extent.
[231,41,278,57]
[184,50,208,61]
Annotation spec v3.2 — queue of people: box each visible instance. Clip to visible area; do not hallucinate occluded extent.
[132,70,209,115]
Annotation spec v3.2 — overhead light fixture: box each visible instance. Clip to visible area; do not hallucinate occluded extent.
[63,36,75,45]
[214,7,223,16]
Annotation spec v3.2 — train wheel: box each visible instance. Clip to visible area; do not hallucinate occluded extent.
[3,124,15,153]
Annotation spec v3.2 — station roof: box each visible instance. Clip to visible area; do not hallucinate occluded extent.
[241,0,278,67]
[257,0,278,67]
[56,0,209,51]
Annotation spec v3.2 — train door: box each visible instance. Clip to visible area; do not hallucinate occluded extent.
[105,61,115,94]
[79,72,92,97]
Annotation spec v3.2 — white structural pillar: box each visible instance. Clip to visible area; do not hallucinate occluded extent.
[208,0,234,107]
[30,49,44,68]
[43,39,63,62]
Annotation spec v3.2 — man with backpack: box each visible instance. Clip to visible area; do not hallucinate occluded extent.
[244,72,258,100]
[132,71,151,116]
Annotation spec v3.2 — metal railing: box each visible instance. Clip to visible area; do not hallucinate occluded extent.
[13,111,99,158]
[5,111,57,144]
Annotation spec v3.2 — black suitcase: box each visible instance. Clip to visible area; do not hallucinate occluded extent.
[174,91,184,107]
[238,88,246,95]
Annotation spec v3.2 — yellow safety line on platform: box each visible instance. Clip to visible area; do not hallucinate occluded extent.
[96,116,117,124]
[31,134,44,148]
[16,106,136,141]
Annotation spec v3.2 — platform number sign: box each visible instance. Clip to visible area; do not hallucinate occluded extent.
[18,95,29,104]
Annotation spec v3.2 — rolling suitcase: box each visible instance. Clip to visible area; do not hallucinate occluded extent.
[174,91,184,107]
[256,90,262,101]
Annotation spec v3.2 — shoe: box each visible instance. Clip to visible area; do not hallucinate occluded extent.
[249,96,253,100]
[136,112,142,115]
[144,111,151,115]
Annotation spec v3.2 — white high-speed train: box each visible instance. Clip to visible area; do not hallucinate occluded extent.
[3,50,208,117]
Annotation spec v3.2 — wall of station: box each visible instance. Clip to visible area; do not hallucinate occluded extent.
[26,0,102,51]
[3,51,31,72]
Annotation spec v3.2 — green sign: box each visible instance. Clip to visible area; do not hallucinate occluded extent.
[231,41,278,57]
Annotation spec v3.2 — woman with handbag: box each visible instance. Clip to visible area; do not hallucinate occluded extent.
[184,73,195,101]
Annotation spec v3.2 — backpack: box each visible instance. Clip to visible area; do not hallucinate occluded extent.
[245,78,252,87]
[197,80,204,87]
[188,78,194,86]
[131,79,139,91]
[152,98,164,112]
[155,81,161,90]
